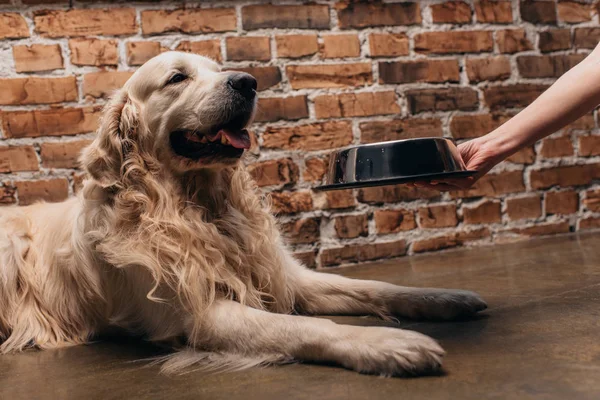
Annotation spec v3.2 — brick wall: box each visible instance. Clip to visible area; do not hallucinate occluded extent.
[1,0,600,269]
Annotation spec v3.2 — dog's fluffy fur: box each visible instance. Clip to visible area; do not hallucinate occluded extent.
[0,52,487,377]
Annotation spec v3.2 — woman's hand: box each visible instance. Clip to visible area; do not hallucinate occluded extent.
[411,42,600,192]
[412,137,501,191]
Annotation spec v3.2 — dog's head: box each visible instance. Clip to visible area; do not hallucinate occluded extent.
[81,51,257,188]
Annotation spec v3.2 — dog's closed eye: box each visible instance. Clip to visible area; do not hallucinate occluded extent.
[166,73,188,86]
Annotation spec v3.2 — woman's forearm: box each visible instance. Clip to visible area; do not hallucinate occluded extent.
[480,44,600,163]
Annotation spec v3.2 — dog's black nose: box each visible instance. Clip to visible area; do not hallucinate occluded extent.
[228,73,257,99]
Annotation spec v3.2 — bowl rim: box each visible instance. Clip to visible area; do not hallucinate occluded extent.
[329,137,456,154]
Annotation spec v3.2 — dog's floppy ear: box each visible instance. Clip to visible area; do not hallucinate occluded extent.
[80,90,138,189]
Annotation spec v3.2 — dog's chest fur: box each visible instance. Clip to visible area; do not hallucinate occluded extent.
[88,169,293,338]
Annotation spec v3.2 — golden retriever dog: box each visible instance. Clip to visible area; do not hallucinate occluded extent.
[0,52,487,377]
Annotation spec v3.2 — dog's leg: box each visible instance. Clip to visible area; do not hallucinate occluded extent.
[185,299,444,376]
[290,265,487,321]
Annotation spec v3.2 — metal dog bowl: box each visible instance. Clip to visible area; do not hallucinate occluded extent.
[316,137,476,191]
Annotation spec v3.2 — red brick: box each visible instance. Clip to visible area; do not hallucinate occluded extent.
[540,136,574,158]
[360,118,443,143]
[314,91,399,119]
[281,217,320,245]
[557,1,592,23]
[496,29,533,53]
[22,0,68,4]
[226,36,271,61]
[69,38,118,66]
[506,195,542,220]
[303,158,328,183]
[432,1,471,23]
[334,214,368,239]
[34,8,137,37]
[0,183,16,205]
[286,63,372,89]
[321,240,406,267]
[412,228,489,253]
[294,251,317,269]
[255,96,308,123]
[406,88,478,114]
[475,1,513,23]
[579,136,600,157]
[0,77,77,105]
[270,191,313,214]
[40,140,92,169]
[1,107,101,138]
[414,31,493,54]
[520,1,557,24]
[141,8,236,35]
[0,146,39,173]
[374,209,416,234]
[463,200,502,224]
[511,222,570,237]
[358,185,440,204]
[484,84,548,110]
[13,44,63,73]
[242,5,330,30]
[508,146,536,164]
[584,189,600,212]
[0,13,29,39]
[450,113,512,139]
[321,34,361,58]
[247,158,298,187]
[336,2,421,28]
[263,121,352,151]
[368,33,409,57]
[466,56,511,82]
[72,172,85,194]
[579,216,600,231]
[538,29,571,52]
[574,28,600,49]
[565,114,595,132]
[226,67,281,91]
[518,54,585,79]
[413,236,460,253]
[379,59,460,84]
[83,71,133,99]
[16,179,69,206]
[451,171,525,198]
[275,35,318,58]
[318,190,356,210]
[545,190,579,215]
[418,204,458,228]
[530,164,600,189]
[176,40,222,63]
[127,41,168,66]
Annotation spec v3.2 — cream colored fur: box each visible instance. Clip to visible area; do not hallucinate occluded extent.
[0,52,486,377]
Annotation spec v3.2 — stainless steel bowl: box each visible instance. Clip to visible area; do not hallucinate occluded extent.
[316,137,476,191]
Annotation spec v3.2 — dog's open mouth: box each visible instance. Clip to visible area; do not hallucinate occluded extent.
[170,127,251,160]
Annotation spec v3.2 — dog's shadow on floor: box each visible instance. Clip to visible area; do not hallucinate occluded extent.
[32,313,488,379]
[323,312,490,341]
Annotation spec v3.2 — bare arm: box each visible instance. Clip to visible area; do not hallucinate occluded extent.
[420,42,600,190]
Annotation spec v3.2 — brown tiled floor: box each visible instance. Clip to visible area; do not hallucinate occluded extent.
[3,233,600,399]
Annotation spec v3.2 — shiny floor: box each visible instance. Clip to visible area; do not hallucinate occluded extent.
[3,233,600,400]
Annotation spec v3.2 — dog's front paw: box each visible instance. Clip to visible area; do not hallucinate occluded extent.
[332,327,445,377]
[393,288,488,320]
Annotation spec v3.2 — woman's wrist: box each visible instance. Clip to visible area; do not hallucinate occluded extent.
[478,127,523,165]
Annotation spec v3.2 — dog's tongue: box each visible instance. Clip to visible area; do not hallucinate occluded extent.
[219,129,251,149]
